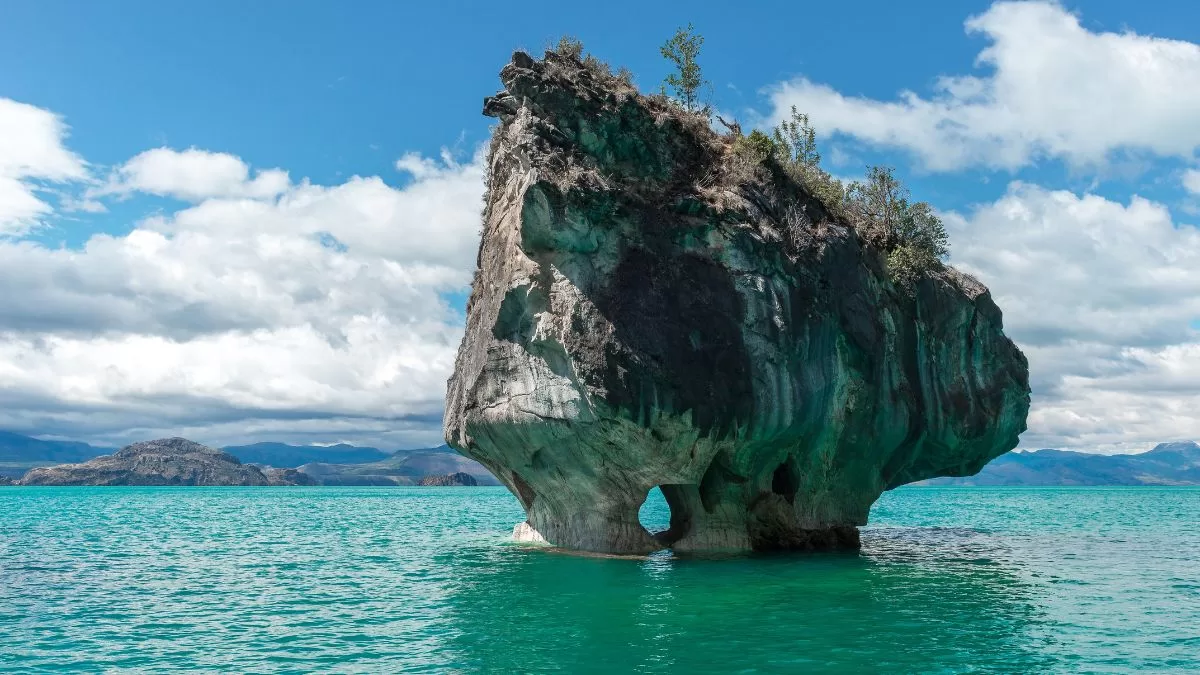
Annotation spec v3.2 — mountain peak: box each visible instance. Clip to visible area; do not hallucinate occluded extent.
[1146,441,1200,458]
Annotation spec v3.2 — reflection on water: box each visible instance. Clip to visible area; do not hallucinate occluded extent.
[2,486,1198,672]
[440,525,1052,672]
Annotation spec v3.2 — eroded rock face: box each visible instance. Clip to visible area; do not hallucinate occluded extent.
[444,51,1030,554]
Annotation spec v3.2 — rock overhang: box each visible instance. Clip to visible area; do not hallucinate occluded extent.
[444,50,1030,554]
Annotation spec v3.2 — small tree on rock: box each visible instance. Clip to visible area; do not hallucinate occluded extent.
[772,106,820,169]
[660,24,709,114]
[553,35,585,60]
[847,166,907,245]
[847,165,949,291]
[771,107,844,211]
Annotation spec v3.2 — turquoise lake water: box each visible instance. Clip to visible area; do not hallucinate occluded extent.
[2,486,1198,673]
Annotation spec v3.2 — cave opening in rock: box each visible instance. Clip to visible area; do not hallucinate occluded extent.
[638,485,671,536]
[771,457,800,505]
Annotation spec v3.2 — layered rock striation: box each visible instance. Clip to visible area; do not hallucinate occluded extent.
[444,51,1030,554]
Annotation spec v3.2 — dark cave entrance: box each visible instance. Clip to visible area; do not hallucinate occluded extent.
[771,457,800,504]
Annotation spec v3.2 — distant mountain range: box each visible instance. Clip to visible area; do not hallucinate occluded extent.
[0,430,113,467]
[19,438,315,487]
[918,442,1200,486]
[221,442,392,467]
[0,431,498,485]
[297,450,500,486]
[0,431,395,478]
[3,430,1196,487]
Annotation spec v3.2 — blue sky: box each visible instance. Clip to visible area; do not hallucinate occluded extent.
[2,1,1200,452]
[5,0,1195,211]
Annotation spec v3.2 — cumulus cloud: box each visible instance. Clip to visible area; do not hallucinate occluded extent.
[0,98,87,234]
[768,1,1200,171]
[0,321,458,448]
[94,147,290,202]
[0,128,485,447]
[946,183,1200,452]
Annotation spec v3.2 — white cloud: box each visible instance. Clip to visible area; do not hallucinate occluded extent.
[0,176,50,232]
[0,98,87,234]
[1183,169,1200,195]
[946,183,1200,452]
[0,137,485,448]
[96,147,290,202]
[0,320,458,448]
[768,1,1200,171]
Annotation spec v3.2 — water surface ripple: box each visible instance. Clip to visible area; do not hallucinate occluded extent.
[2,486,1197,672]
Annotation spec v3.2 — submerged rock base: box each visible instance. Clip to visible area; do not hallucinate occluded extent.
[445,51,1030,555]
[509,477,867,554]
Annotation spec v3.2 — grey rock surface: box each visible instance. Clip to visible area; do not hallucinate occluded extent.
[263,467,319,486]
[417,472,480,487]
[20,438,289,486]
[444,51,1030,554]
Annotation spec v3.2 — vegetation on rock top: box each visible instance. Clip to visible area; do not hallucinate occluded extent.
[541,28,951,293]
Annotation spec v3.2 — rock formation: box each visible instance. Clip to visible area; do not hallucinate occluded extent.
[418,472,480,487]
[444,50,1030,554]
[263,467,318,486]
[18,438,306,486]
